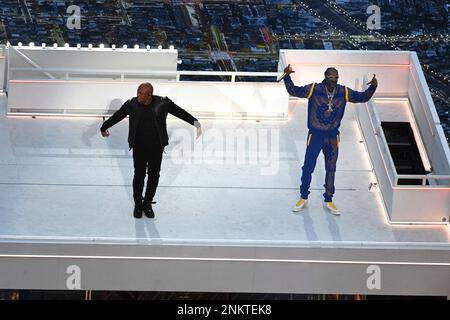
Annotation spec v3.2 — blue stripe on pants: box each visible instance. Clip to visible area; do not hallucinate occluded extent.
[300,130,339,202]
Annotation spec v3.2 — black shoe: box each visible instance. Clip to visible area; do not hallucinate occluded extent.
[133,203,143,219]
[143,203,155,219]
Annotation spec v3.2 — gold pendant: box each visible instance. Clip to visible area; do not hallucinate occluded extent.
[327,101,333,112]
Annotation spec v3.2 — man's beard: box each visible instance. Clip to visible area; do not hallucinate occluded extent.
[326,81,337,90]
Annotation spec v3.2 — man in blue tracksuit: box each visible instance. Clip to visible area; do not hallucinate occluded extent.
[283,64,378,215]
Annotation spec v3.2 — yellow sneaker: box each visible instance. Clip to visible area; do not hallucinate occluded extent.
[324,201,340,215]
[292,198,307,212]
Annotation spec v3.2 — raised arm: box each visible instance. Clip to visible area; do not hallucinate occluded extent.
[346,74,378,103]
[284,75,315,99]
[281,64,314,98]
[346,85,377,103]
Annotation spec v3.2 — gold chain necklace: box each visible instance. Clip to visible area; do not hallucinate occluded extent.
[325,85,336,112]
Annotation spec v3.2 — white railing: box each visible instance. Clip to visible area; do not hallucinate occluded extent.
[363,76,450,187]
[365,97,398,185]
[7,66,288,120]
[409,53,436,136]
[9,67,281,83]
[396,174,450,186]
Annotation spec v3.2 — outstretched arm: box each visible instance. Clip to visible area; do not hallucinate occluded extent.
[284,75,315,99]
[100,100,130,136]
[282,64,314,98]
[346,74,378,103]
[167,98,202,138]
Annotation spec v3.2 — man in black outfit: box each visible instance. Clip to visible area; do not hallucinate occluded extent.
[101,83,202,219]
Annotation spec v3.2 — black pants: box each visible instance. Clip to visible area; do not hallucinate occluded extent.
[132,143,163,205]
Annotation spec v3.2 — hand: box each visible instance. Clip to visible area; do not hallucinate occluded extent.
[196,126,202,139]
[283,64,295,76]
[101,129,110,137]
[278,64,295,82]
[367,74,377,87]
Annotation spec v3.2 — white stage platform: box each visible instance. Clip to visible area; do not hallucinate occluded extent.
[0,93,449,296]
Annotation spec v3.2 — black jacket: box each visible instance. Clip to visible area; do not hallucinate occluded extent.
[100,95,199,150]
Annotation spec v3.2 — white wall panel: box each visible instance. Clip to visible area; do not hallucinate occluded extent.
[8,80,288,117]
